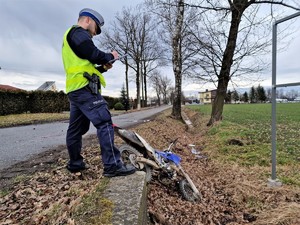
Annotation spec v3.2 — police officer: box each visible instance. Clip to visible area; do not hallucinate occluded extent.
[62,8,135,177]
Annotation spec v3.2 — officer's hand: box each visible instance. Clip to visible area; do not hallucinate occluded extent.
[111,50,119,59]
[103,63,113,70]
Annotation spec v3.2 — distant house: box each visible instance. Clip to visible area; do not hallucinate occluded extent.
[276,98,288,103]
[37,81,57,92]
[294,97,300,102]
[0,84,23,91]
[199,89,217,104]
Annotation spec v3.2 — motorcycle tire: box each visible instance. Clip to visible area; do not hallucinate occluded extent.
[119,144,152,183]
[178,179,199,202]
[158,172,173,186]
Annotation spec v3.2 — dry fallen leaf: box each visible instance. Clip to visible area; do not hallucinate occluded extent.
[1,109,300,225]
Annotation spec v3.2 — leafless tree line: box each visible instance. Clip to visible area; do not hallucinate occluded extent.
[100,0,300,125]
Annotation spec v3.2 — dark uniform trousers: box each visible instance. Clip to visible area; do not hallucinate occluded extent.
[66,86,122,171]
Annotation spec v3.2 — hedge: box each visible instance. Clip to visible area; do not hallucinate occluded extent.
[0,90,119,115]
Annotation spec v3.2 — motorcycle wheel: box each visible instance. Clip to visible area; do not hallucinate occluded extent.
[178,179,199,202]
[119,144,152,183]
[158,172,173,186]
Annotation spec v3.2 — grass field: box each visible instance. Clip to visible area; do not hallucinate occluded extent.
[188,103,300,186]
[0,109,128,128]
[0,113,70,128]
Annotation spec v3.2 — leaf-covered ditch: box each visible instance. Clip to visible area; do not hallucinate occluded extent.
[0,136,113,225]
[137,108,300,225]
[0,107,300,225]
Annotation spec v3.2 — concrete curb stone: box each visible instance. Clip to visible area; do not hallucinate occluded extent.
[103,171,148,225]
[104,108,194,224]
[181,110,194,132]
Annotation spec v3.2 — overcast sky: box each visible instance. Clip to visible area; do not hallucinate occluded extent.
[0,0,145,97]
[0,0,299,98]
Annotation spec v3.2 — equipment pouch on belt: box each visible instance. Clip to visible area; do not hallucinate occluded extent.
[83,72,100,94]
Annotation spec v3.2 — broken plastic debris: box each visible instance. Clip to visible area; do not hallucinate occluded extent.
[189,144,201,155]
[189,144,208,159]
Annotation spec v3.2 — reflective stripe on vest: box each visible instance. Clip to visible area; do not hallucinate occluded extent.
[62,26,106,94]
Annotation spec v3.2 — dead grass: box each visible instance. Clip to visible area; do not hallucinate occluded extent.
[143,108,300,224]
[0,113,70,128]
[72,178,114,225]
[1,108,300,224]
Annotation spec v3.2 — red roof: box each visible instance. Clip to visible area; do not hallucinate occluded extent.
[0,84,23,91]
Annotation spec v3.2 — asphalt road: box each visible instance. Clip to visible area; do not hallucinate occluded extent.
[0,105,171,170]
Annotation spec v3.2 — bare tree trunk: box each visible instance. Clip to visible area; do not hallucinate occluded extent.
[157,92,161,106]
[171,0,184,120]
[144,75,148,107]
[141,68,144,107]
[143,62,148,107]
[172,74,182,118]
[137,64,141,110]
[208,2,246,126]
[208,77,229,125]
[125,57,129,100]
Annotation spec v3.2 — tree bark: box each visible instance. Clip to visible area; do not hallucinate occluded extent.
[125,56,129,100]
[136,63,141,110]
[208,0,247,126]
[171,0,184,120]
[144,68,148,107]
[141,68,144,107]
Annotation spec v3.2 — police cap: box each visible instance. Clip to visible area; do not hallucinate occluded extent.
[79,8,104,34]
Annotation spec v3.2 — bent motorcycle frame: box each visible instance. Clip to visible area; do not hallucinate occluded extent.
[115,127,200,198]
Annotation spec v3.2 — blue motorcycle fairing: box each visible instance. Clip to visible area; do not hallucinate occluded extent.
[155,150,181,166]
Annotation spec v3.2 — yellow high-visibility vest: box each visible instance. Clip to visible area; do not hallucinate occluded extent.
[62,26,106,94]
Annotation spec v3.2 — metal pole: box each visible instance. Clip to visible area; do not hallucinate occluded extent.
[269,11,300,186]
[275,11,300,25]
[271,22,277,181]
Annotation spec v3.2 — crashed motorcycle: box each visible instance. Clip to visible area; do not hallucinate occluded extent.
[114,125,200,202]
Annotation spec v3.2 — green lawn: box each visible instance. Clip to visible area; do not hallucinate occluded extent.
[188,103,300,185]
[0,113,70,128]
[0,109,128,128]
